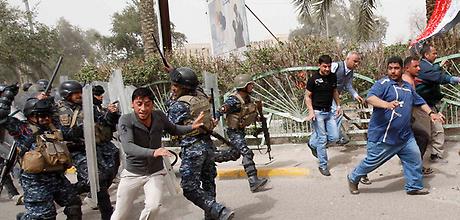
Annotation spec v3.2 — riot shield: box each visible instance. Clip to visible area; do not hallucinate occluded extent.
[82,84,99,204]
[203,71,224,136]
[0,134,10,160]
[107,69,131,172]
[162,153,181,195]
[0,129,15,159]
[108,69,132,115]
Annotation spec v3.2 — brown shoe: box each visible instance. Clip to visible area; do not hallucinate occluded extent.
[318,167,331,176]
[347,175,359,194]
[406,188,429,195]
[422,167,434,175]
[359,176,372,185]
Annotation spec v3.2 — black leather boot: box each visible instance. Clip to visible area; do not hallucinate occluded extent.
[248,175,268,192]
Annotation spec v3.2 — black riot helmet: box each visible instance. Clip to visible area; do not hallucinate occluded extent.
[92,85,105,96]
[59,80,82,99]
[170,67,199,90]
[23,98,53,117]
[22,82,33,92]
[36,79,49,89]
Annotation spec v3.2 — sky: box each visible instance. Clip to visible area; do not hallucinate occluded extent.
[7,0,427,45]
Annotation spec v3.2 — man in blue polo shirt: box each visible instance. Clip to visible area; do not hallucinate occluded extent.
[347,56,443,195]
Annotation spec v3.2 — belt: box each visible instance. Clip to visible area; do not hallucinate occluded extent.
[313,107,331,112]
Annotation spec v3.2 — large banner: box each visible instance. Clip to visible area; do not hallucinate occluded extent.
[208,0,250,56]
[412,0,460,45]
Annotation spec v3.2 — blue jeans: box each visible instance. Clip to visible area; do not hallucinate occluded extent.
[348,137,423,192]
[331,100,344,140]
[309,110,339,169]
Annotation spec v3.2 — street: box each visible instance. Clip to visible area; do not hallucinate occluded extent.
[2,142,460,219]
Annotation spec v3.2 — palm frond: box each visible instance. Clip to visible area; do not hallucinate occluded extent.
[292,0,314,23]
[357,0,376,41]
[312,0,332,29]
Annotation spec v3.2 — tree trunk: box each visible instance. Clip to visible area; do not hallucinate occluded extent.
[139,0,159,59]
[425,0,436,22]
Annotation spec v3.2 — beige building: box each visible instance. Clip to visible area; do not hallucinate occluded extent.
[181,34,289,57]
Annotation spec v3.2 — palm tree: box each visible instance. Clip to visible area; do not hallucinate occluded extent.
[139,0,159,58]
[292,0,376,41]
[425,0,435,22]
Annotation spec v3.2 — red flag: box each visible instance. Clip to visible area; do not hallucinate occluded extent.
[411,0,460,45]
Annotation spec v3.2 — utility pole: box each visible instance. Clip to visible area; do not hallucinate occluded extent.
[23,0,34,32]
[158,0,172,52]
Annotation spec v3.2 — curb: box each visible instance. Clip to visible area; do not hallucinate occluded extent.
[217,167,309,179]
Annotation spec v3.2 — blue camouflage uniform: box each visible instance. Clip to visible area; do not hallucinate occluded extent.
[93,103,120,184]
[168,96,228,219]
[55,100,88,193]
[55,100,116,220]
[2,117,81,220]
[214,95,257,176]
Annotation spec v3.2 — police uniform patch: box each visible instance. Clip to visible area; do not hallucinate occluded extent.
[59,114,71,126]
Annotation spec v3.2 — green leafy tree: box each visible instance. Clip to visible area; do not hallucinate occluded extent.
[292,0,377,42]
[290,0,387,43]
[98,2,187,60]
[100,4,144,59]
[0,0,58,82]
[54,18,99,77]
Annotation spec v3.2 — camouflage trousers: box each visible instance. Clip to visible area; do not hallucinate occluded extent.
[96,142,120,183]
[19,172,81,220]
[214,129,257,177]
[179,139,226,218]
[70,151,89,194]
[71,144,118,220]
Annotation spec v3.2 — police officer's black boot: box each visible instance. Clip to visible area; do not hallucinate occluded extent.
[218,207,235,220]
[204,212,213,220]
[16,212,24,220]
[209,203,234,220]
[248,175,268,193]
[64,205,82,220]
[242,153,268,192]
[98,186,114,220]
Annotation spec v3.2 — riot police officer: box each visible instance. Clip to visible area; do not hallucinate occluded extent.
[167,67,234,220]
[0,84,23,205]
[0,95,82,219]
[92,85,120,184]
[55,81,114,220]
[214,74,268,192]
[55,80,87,192]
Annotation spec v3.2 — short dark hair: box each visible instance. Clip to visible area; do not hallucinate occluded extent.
[403,56,420,67]
[420,43,432,58]
[318,55,332,65]
[132,87,154,102]
[387,56,403,67]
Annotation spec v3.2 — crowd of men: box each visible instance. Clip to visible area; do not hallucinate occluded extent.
[0,42,459,219]
[303,44,459,195]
